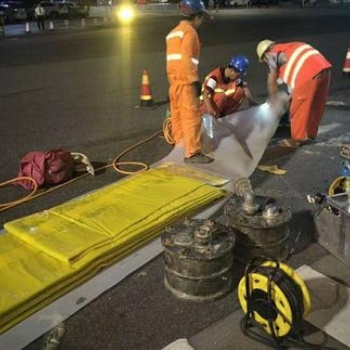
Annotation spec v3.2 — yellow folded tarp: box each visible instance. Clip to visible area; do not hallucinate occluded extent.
[1,167,227,333]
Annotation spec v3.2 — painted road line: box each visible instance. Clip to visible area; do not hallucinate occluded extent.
[297,265,350,347]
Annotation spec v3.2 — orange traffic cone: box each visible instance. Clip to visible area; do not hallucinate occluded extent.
[139,69,154,107]
[343,47,350,77]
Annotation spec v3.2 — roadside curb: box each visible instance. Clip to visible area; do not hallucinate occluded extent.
[0,17,116,39]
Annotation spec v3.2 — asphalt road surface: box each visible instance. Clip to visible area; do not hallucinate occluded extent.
[1,7,350,350]
[1,8,350,226]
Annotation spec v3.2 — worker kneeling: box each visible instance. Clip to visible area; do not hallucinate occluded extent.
[201,55,256,119]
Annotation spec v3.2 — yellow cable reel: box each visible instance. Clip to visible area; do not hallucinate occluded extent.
[328,176,346,196]
[238,260,311,338]
[261,261,311,317]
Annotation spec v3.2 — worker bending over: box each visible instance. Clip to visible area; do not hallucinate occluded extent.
[257,39,332,148]
[201,55,256,118]
[166,0,213,164]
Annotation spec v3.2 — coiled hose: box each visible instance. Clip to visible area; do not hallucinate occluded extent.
[1,120,175,212]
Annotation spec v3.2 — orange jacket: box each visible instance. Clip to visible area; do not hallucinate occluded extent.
[271,42,331,90]
[202,67,244,97]
[166,20,200,85]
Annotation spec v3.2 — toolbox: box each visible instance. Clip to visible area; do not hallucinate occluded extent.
[315,193,350,266]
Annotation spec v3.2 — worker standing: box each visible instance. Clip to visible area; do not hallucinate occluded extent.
[35,3,46,31]
[257,39,332,148]
[201,55,256,118]
[166,0,213,164]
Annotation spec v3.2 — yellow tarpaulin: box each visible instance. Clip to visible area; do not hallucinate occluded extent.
[1,167,227,333]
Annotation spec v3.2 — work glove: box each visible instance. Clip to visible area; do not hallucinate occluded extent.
[192,81,202,98]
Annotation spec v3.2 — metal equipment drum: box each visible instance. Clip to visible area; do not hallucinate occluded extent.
[225,197,292,263]
[161,218,235,301]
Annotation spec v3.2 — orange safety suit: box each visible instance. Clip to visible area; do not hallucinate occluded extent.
[271,42,332,141]
[201,67,245,118]
[166,20,202,158]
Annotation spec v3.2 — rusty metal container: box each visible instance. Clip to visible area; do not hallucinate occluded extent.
[161,219,235,301]
[225,197,291,263]
[315,193,350,266]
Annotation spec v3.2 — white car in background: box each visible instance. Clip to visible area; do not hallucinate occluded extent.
[36,1,61,18]
[293,0,350,6]
[28,1,88,20]
[0,1,27,23]
[56,1,89,18]
[328,0,350,4]
[229,0,251,6]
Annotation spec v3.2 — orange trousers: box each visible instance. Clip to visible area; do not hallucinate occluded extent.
[169,83,202,158]
[201,87,244,118]
[290,69,331,141]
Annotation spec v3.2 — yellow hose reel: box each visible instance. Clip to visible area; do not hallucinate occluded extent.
[238,259,311,342]
[328,176,346,196]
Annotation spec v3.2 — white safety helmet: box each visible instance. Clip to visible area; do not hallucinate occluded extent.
[257,39,276,61]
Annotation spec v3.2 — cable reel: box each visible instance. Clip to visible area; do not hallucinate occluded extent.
[328,147,350,196]
[328,176,347,196]
[238,257,311,348]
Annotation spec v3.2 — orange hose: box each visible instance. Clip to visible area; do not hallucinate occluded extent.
[0,177,38,208]
[162,118,175,145]
[0,128,168,212]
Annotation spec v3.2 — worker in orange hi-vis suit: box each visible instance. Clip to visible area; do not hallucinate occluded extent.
[166,0,213,164]
[257,39,332,148]
[201,55,256,119]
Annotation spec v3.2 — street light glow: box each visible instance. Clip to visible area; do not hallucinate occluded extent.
[116,5,135,24]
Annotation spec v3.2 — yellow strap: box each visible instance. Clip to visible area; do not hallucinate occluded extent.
[257,164,286,175]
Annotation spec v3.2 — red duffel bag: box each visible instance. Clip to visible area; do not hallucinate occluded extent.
[16,149,74,190]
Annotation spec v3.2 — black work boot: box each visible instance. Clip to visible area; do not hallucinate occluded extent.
[184,153,214,164]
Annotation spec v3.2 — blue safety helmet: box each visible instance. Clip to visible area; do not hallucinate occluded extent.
[179,0,206,16]
[228,55,250,76]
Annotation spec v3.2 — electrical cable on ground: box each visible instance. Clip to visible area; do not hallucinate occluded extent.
[0,127,168,213]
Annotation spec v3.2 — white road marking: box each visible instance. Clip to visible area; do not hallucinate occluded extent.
[297,265,350,347]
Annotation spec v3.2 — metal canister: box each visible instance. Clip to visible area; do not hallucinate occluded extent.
[225,197,292,263]
[161,219,235,302]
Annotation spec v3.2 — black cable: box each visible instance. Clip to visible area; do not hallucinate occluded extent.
[240,257,304,349]
[259,266,304,330]
[241,257,287,349]
[240,258,340,350]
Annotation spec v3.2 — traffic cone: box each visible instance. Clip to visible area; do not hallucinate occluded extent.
[49,20,54,31]
[342,47,350,77]
[139,69,154,107]
[25,22,31,34]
